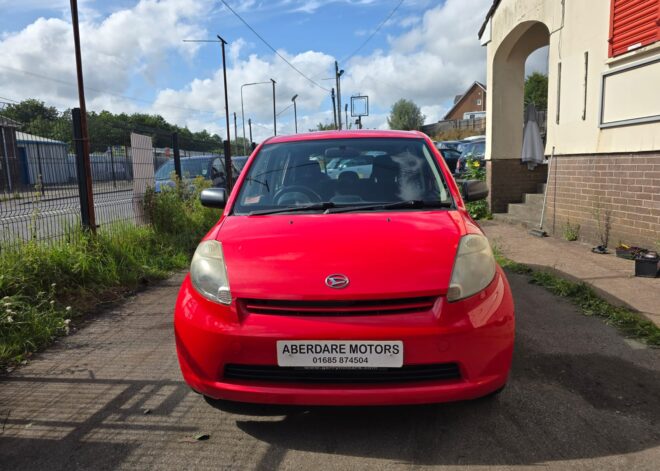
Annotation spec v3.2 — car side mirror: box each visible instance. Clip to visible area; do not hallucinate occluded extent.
[462,180,489,202]
[200,188,227,208]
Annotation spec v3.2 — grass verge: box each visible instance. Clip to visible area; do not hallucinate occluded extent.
[0,178,221,369]
[493,249,660,347]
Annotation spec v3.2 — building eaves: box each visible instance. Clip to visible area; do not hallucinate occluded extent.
[478,0,501,39]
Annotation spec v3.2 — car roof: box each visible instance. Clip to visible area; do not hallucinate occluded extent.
[178,155,217,160]
[264,129,426,145]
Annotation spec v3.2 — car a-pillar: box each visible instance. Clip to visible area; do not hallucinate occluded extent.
[486,20,550,214]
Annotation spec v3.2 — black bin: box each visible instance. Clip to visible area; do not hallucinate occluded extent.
[634,253,659,278]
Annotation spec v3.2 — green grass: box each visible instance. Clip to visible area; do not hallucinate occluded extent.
[493,249,660,347]
[0,178,221,369]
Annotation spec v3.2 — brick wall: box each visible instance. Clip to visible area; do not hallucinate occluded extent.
[544,153,660,250]
[487,159,548,213]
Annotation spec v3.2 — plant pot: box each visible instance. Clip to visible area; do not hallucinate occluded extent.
[616,247,647,260]
[634,253,659,278]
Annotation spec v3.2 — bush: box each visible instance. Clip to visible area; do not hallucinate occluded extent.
[462,158,491,220]
[0,179,222,368]
[562,219,580,241]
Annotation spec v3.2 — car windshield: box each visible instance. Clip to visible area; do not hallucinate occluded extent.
[233,137,452,215]
[155,158,211,180]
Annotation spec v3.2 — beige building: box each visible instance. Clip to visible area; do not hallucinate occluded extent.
[479,0,660,248]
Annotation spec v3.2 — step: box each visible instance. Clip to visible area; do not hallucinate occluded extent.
[523,192,545,206]
[492,213,540,230]
[507,202,543,222]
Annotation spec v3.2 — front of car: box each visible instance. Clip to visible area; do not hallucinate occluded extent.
[174,130,514,406]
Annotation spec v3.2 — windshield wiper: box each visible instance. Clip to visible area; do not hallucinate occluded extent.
[249,202,336,216]
[325,200,452,214]
[244,177,269,192]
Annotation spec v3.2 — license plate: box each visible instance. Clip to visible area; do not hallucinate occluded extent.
[276,341,403,368]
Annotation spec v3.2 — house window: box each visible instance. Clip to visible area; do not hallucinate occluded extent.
[476,99,482,106]
[609,0,660,57]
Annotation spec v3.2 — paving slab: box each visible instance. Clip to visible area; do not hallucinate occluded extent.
[1,270,659,470]
[482,220,660,327]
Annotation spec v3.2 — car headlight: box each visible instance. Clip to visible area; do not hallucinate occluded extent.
[447,234,496,302]
[190,240,232,305]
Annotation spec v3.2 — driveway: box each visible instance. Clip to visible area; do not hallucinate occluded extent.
[0,271,658,470]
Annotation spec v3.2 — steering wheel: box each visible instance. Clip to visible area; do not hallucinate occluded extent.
[273,185,322,206]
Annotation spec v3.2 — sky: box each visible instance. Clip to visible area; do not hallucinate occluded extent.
[0,0,548,143]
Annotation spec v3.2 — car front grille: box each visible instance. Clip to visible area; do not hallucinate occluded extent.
[239,296,437,317]
[223,363,461,384]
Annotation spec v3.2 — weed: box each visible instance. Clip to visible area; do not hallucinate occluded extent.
[0,180,222,369]
[562,219,580,241]
[466,199,492,220]
[592,197,611,248]
[492,248,660,347]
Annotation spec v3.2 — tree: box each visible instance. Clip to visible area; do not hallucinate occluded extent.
[309,122,337,132]
[3,99,59,124]
[230,137,252,156]
[387,99,425,131]
[524,72,548,109]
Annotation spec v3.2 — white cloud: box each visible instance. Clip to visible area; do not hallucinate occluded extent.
[0,0,213,110]
[1,0,496,141]
[525,46,549,76]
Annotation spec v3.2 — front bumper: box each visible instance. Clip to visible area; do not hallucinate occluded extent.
[174,268,514,406]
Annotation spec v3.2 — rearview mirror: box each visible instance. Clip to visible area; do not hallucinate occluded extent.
[200,188,227,208]
[462,180,488,202]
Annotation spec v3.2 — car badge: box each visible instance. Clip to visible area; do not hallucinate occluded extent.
[325,274,349,289]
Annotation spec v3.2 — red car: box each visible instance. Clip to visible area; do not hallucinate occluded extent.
[174,130,514,406]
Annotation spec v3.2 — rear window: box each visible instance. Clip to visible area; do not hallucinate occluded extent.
[233,137,451,215]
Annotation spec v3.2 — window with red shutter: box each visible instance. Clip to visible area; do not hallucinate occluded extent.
[609,0,660,57]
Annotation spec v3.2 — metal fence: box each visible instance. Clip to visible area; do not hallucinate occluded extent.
[0,106,221,250]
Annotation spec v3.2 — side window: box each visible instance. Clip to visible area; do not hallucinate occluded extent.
[211,158,223,175]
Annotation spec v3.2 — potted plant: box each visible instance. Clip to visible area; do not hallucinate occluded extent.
[615,243,647,260]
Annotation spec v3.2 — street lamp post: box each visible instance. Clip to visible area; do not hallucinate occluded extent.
[271,78,277,136]
[291,94,298,134]
[240,81,270,154]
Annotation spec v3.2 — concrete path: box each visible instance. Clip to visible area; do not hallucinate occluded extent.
[482,220,660,327]
[1,272,659,470]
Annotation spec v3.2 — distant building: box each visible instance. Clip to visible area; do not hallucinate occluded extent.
[15,132,75,186]
[443,82,487,121]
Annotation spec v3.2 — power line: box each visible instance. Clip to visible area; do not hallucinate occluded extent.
[218,0,331,92]
[276,103,294,117]
[340,0,405,64]
[0,65,219,115]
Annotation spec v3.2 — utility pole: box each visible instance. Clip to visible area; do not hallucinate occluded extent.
[331,88,337,129]
[183,35,233,187]
[291,94,298,134]
[335,61,344,130]
[217,35,232,191]
[248,118,253,145]
[270,78,277,136]
[70,0,96,233]
[345,104,349,130]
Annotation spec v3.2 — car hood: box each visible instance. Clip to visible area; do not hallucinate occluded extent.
[216,211,465,300]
